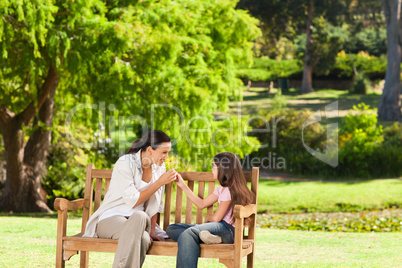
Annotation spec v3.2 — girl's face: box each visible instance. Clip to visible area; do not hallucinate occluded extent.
[211,161,218,179]
[149,142,172,166]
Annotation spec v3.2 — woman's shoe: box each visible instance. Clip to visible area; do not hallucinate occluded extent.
[199,230,222,244]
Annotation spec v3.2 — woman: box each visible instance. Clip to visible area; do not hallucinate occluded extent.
[167,152,255,268]
[83,130,177,268]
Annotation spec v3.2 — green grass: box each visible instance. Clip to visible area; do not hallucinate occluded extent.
[256,179,402,213]
[1,216,401,267]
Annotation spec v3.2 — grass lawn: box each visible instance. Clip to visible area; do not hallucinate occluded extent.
[1,216,401,267]
[256,179,402,213]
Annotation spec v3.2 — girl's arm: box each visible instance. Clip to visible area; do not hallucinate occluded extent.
[205,200,231,222]
[175,173,218,209]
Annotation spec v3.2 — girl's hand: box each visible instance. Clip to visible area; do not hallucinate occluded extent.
[175,173,186,188]
[158,169,177,186]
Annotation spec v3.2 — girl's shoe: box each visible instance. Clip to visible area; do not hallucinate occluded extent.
[199,230,222,244]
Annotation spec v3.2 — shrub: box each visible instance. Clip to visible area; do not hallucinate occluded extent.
[236,57,302,82]
[351,72,371,94]
[249,104,401,178]
[249,109,326,172]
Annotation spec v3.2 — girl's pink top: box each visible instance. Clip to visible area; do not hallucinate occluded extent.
[213,185,234,226]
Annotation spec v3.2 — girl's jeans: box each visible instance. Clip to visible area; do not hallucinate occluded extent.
[166,220,235,268]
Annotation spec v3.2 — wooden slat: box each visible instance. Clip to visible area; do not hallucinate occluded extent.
[207,181,215,216]
[163,183,173,230]
[91,169,113,179]
[179,172,215,182]
[175,186,183,223]
[104,178,111,194]
[196,181,205,224]
[94,178,102,212]
[81,164,95,233]
[185,180,194,224]
[251,167,259,203]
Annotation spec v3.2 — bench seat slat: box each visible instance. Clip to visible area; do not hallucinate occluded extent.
[63,234,253,258]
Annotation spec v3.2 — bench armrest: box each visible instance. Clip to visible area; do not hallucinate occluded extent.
[233,204,257,219]
[54,198,85,211]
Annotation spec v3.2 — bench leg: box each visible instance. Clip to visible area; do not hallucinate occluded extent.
[219,258,234,268]
[247,251,255,268]
[55,247,65,268]
[80,251,89,268]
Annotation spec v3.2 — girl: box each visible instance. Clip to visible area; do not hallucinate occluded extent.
[166,152,255,268]
[83,130,177,268]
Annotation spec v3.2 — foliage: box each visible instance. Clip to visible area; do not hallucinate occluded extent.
[347,27,387,56]
[295,17,349,75]
[43,125,110,209]
[249,109,326,171]
[338,103,383,177]
[260,212,402,232]
[334,51,388,79]
[236,57,302,82]
[248,100,401,178]
[351,72,372,94]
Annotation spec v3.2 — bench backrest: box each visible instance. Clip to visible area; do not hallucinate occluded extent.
[81,164,259,233]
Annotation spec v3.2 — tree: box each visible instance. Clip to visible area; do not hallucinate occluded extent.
[378,0,402,121]
[0,0,260,212]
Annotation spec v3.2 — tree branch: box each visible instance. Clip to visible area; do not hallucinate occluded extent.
[16,65,58,126]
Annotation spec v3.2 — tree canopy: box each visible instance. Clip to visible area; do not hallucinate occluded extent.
[0,0,261,212]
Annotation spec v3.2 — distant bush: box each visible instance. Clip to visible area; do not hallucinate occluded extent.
[250,104,402,178]
[236,57,302,82]
[236,53,389,83]
[351,72,371,94]
[334,51,387,79]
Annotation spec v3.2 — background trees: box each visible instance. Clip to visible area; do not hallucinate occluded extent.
[0,0,260,212]
[378,0,402,121]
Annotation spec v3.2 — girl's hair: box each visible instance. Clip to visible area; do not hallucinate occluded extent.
[126,130,171,155]
[213,152,255,225]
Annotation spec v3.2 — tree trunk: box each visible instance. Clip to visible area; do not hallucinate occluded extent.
[23,79,58,210]
[301,0,314,94]
[0,66,58,212]
[378,0,402,121]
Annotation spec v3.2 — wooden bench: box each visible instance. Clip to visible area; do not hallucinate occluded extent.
[55,164,259,268]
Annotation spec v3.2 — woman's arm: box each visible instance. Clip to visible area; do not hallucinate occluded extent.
[175,173,218,209]
[133,169,177,209]
[149,213,165,241]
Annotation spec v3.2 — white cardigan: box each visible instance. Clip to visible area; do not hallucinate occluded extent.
[83,150,166,238]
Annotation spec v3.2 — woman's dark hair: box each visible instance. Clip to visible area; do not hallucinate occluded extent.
[126,130,170,154]
[213,152,255,225]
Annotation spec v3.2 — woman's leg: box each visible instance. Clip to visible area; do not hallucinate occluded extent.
[174,221,235,268]
[96,211,151,268]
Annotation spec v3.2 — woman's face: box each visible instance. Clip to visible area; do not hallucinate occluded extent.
[211,161,218,179]
[150,142,172,166]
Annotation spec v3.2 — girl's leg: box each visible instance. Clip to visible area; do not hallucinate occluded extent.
[166,223,195,241]
[174,221,234,268]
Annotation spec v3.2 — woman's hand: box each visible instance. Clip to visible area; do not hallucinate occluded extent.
[150,233,165,242]
[158,169,177,186]
[174,173,186,188]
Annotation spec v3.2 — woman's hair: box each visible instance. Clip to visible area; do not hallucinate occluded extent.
[213,152,255,225]
[126,130,171,154]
